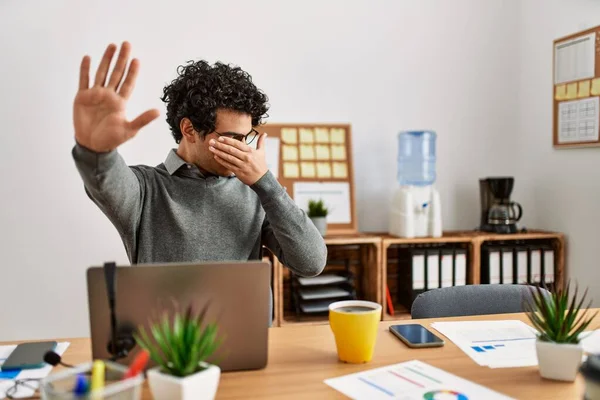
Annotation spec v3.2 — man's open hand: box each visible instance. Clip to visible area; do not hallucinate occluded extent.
[73,41,159,153]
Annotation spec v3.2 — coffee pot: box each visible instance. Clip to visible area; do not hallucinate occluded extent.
[479,177,523,234]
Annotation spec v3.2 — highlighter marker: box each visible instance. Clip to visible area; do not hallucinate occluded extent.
[73,373,89,396]
[123,350,150,379]
[90,360,105,392]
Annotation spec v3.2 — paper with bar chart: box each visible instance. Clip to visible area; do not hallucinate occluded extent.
[324,360,514,400]
[430,320,539,369]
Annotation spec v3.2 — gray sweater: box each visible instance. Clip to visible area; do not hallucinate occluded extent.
[72,144,327,315]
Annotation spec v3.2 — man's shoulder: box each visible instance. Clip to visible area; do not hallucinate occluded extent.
[129,163,169,180]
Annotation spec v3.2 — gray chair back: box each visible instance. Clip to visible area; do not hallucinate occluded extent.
[410,284,551,319]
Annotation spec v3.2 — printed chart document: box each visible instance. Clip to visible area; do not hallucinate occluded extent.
[581,329,600,354]
[0,342,70,399]
[431,320,538,368]
[324,359,514,400]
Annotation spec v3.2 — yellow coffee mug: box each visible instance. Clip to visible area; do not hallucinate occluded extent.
[329,300,382,363]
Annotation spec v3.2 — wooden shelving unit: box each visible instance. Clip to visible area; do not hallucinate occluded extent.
[272,230,566,326]
[471,230,565,290]
[275,233,382,327]
[381,232,474,321]
[381,230,565,321]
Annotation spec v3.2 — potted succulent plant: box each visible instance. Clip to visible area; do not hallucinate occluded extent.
[307,199,328,236]
[134,302,223,400]
[524,282,597,382]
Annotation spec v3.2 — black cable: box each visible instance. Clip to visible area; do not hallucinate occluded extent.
[0,351,78,399]
[2,378,41,399]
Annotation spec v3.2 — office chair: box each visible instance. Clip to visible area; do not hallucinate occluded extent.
[410,284,551,319]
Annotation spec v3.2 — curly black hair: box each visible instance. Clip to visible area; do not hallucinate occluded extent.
[160,60,269,143]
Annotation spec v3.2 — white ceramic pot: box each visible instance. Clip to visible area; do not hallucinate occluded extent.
[147,362,220,400]
[535,340,583,382]
[310,216,327,236]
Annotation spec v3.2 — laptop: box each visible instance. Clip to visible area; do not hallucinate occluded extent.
[86,261,271,372]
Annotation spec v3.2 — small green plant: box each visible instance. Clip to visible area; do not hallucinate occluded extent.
[307,199,328,218]
[134,301,222,377]
[524,282,598,344]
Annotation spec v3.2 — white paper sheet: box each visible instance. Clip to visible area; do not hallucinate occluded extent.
[297,274,348,286]
[431,320,538,368]
[293,182,351,224]
[581,329,600,354]
[554,32,596,84]
[264,137,280,178]
[558,97,599,143]
[0,342,70,399]
[324,359,514,400]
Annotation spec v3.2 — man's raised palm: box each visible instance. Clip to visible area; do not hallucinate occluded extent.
[74,42,159,153]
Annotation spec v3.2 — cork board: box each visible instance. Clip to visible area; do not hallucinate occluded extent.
[261,123,357,234]
[553,25,600,148]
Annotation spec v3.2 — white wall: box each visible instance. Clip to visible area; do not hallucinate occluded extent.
[517,0,600,306]
[0,0,521,340]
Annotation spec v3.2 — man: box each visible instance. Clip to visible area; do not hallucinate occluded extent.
[72,42,327,316]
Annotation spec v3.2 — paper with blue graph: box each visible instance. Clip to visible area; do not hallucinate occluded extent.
[324,360,514,399]
[430,320,539,369]
[0,342,70,399]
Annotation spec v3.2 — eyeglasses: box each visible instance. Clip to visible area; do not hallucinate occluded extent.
[213,128,259,145]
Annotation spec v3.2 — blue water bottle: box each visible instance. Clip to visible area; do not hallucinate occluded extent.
[397,130,437,186]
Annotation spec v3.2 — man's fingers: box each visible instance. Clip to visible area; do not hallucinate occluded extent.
[209,146,244,167]
[128,109,160,132]
[214,155,238,172]
[218,136,251,152]
[118,58,139,99]
[79,55,91,90]
[107,41,131,90]
[210,139,248,160]
[256,132,267,150]
[94,43,117,87]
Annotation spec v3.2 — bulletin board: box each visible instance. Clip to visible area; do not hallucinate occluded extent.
[553,25,600,148]
[261,123,357,234]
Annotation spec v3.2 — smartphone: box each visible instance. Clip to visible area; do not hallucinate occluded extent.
[1,341,57,371]
[389,324,444,348]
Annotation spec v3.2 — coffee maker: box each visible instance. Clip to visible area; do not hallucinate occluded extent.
[479,177,523,234]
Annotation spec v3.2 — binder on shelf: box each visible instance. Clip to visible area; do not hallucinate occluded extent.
[489,247,501,284]
[501,247,514,284]
[454,249,467,286]
[440,250,453,288]
[396,244,469,311]
[542,246,555,286]
[426,249,440,290]
[515,246,529,284]
[412,250,426,290]
[530,246,542,284]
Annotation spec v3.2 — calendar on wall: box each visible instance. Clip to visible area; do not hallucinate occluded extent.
[553,25,600,148]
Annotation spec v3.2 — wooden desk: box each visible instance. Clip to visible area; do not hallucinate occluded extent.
[5,312,598,399]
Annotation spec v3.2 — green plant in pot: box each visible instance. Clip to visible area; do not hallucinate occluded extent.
[307,199,328,236]
[134,301,223,400]
[524,282,597,382]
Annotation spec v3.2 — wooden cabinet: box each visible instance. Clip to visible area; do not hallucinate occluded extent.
[272,231,565,326]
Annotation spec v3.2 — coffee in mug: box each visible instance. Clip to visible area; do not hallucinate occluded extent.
[329,300,382,363]
[335,306,377,313]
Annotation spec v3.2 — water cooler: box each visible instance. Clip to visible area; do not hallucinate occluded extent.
[389,130,442,238]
